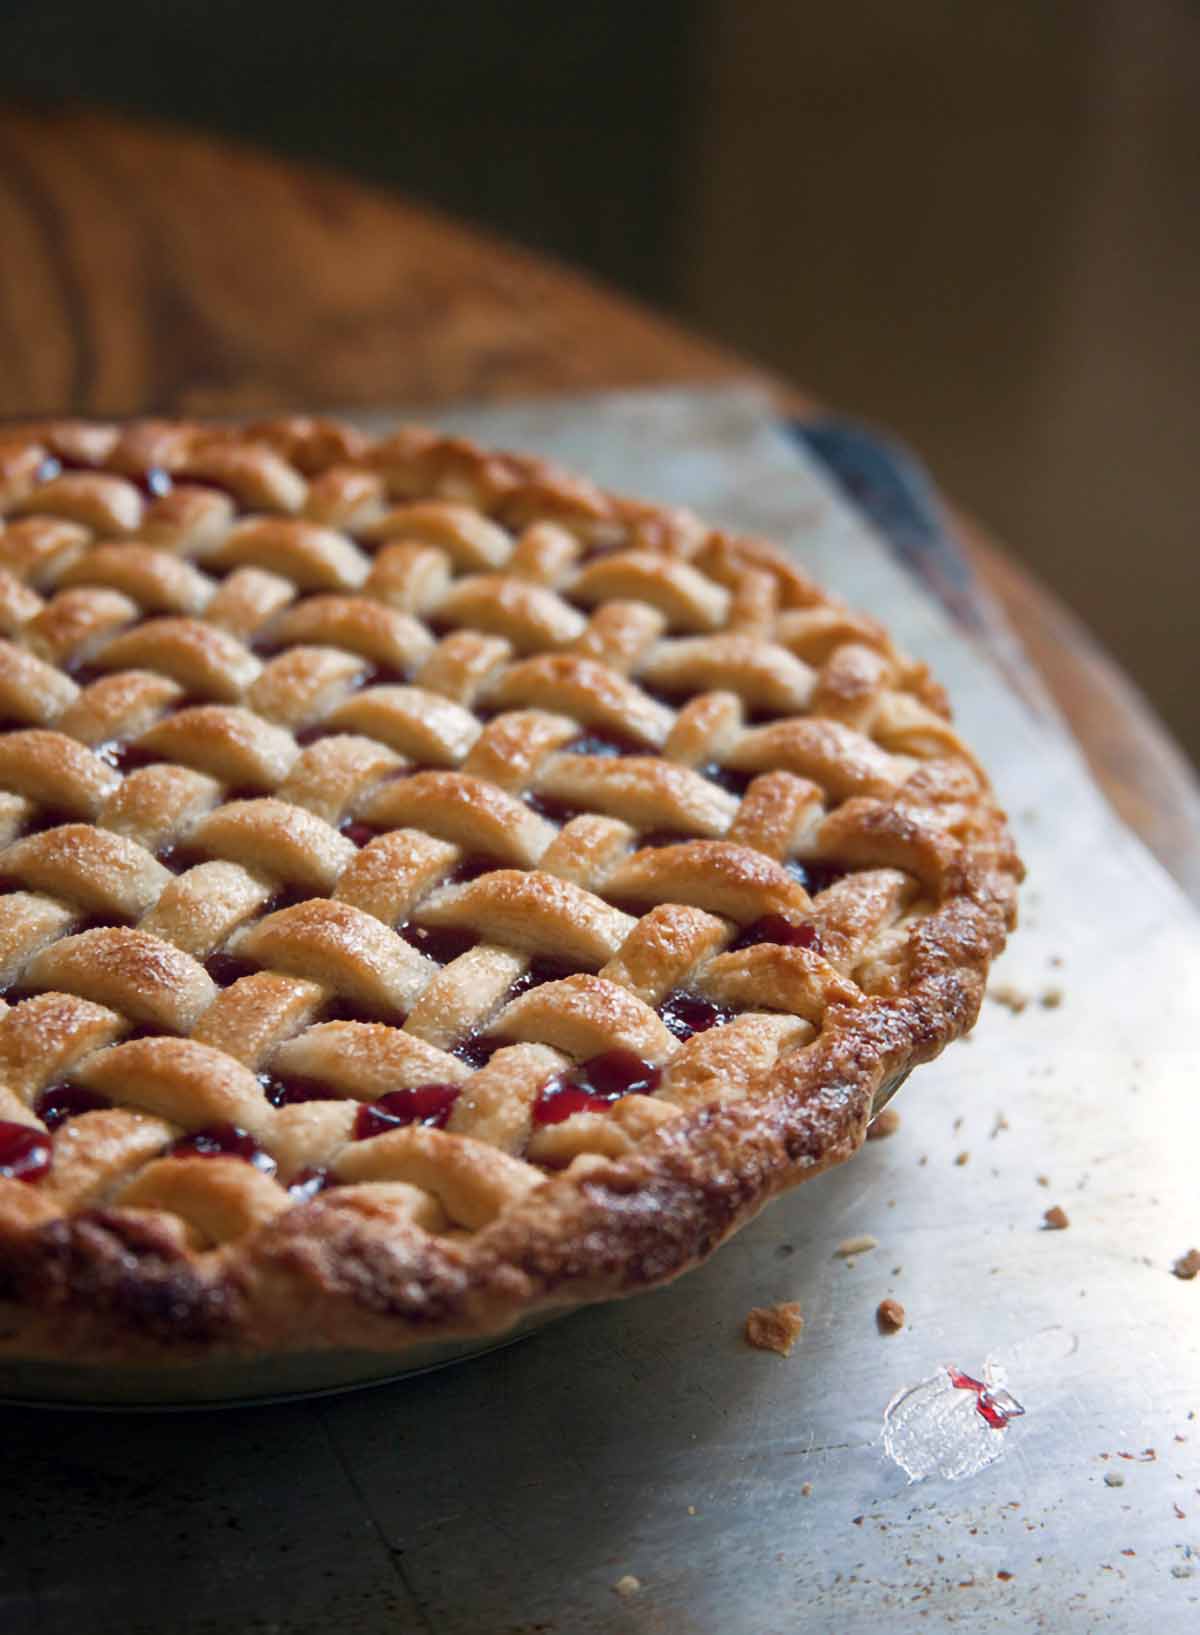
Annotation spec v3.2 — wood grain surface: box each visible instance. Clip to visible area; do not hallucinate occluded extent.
[1,105,1196,901]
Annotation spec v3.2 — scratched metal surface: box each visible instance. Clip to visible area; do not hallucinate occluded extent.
[3,389,1198,1633]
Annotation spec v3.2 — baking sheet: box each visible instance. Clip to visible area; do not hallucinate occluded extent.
[5,387,1199,1632]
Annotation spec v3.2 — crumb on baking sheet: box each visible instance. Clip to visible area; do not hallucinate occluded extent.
[1040,986,1064,1009]
[800,1481,813,1497]
[1172,1248,1200,1280]
[1036,1174,1051,1187]
[1104,1471,1125,1488]
[989,983,1029,1014]
[954,1151,970,1166]
[877,1297,905,1333]
[744,1301,804,1356]
[613,1574,641,1597]
[1043,1205,1070,1231]
[867,1106,901,1140]
[835,1234,878,1258]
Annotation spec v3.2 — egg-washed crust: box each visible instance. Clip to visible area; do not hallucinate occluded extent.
[0,416,1020,1365]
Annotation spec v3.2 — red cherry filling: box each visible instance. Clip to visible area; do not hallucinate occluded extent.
[399,923,478,965]
[946,1368,1024,1430]
[453,1034,507,1070]
[34,1084,111,1128]
[93,741,160,774]
[523,791,580,824]
[17,809,77,840]
[354,1084,460,1138]
[339,819,378,848]
[731,914,823,954]
[785,859,847,896]
[170,1123,277,1175]
[506,957,576,1002]
[204,953,259,987]
[700,761,752,797]
[259,1074,335,1108]
[287,1166,333,1201]
[444,855,505,886]
[532,1084,610,1125]
[658,992,734,1041]
[532,1049,661,1126]
[0,1121,52,1182]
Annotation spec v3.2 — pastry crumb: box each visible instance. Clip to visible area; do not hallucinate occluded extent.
[1172,1248,1200,1280]
[687,1505,696,1515]
[1104,1471,1125,1488]
[1043,1205,1070,1231]
[800,1481,813,1497]
[876,1297,905,1333]
[835,1233,878,1257]
[744,1301,804,1356]
[613,1574,641,1597]
[989,982,1029,1014]
[1036,1174,1051,1187]
[954,1150,970,1166]
[1039,986,1064,1009]
[867,1106,901,1140]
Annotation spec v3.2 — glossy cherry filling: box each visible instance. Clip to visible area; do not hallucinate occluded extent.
[453,1034,507,1070]
[155,842,206,875]
[16,808,78,840]
[259,1074,335,1108]
[354,1084,460,1138]
[93,741,161,775]
[786,859,847,896]
[505,956,576,1002]
[339,819,378,849]
[399,923,478,965]
[532,1049,661,1126]
[444,854,504,887]
[204,953,259,988]
[322,995,408,1028]
[523,791,580,825]
[730,914,823,954]
[140,466,174,499]
[946,1368,1025,1431]
[34,1084,112,1128]
[170,1123,277,1175]
[700,762,752,797]
[287,1165,333,1202]
[259,884,316,918]
[0,1121,52,1182]
[658,992,735,1041]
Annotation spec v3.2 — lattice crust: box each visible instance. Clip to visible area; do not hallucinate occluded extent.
[0,418,1020,1363]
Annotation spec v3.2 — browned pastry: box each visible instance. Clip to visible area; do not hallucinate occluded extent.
[0,417,1021,1365]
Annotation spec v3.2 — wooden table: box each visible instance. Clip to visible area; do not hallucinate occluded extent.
[2,107,1197,900]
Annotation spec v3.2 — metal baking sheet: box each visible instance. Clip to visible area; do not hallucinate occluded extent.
[4,387,1198,1632]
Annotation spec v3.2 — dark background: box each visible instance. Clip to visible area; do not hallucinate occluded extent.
[4,0,1198,762]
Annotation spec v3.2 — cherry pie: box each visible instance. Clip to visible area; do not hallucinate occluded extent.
[0,417,1020,1368]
